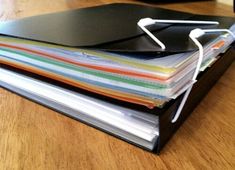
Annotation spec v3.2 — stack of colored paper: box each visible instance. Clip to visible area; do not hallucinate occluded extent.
[0,29,234,109]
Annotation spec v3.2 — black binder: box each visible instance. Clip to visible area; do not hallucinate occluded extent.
[0,3,234,53]
[0,3,234,153]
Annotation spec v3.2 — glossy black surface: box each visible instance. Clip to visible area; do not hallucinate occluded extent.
[0,3,234,53]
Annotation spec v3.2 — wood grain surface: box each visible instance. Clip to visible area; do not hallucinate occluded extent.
[0,0,235,170]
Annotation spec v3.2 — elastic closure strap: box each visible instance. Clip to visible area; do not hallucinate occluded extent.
[172,28,235,123]
[137,18,235,123]
[137,18,219,50]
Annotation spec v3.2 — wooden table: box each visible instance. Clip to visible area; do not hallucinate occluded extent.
[0,0,235,169]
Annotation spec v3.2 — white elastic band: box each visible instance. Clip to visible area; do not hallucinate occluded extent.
[137,18,219,49]
[171,32,203,123]
[137,18,234,123]
[171,28,235,123]
[153,19,219,25]
[138,22,166,49]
